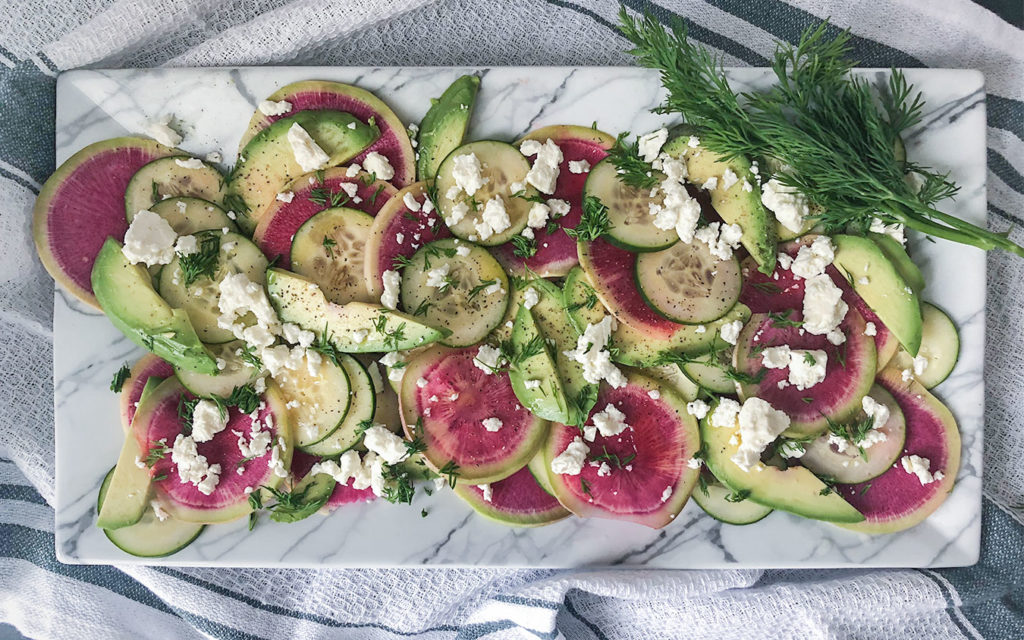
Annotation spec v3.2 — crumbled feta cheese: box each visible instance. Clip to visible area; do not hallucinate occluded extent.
[864,322,877,337]
[275,190,295,204]
[901,368,914,382]
[446,201,470,227]
[171,434,221,495]
[380,270,401,310]
[403,191,422,212]
[550,436,589,475]
[761,345,792,369]
[787,349,828,391]
[731,398,791,471]
[527,202,550,229]
[648,389,661,400]
[281,323,315,348]
[258,99,292,116]
[122,210,178,266]
[474,196,511,240]
[590,403,630,437]
[150,500,169,521]
[694,222,743,261]
[869,219,906,246]
[217,273,281,341]
[523,287,539,310]
[174,157,205,170]
[790,236,835,280]
[524,379,541,390]
[146,115,183,147]
[363,425,410,465]
[802,274,848,336]
[362,152,395,181]
[660,486,673,503]
[826,329,846,346]
[474,344,504,374]
[720,168,739,191]
[710,398,741,428]
[563,316,626,388]
[522,138,563,194]
[286,123,330,172]
[687,135,700,148]
[521,227,535,240]
[482,417,503,432]
[695,325,707,334]
[477,484,493,502]
[719,319,744,345]
[345,164,361,178]
[597,461,612,476]
[686,399,710,420]
[901,455,943,485]
[637,128,669,163]
[777,252,794,271]
[913,355,929,376]
[425,263,451,289]
[350,329,369,344]
[761,178,810,233]
[862,394,891,432]
[568,159,591,174]
[190,400,228,443]
[450,153,487,197]
[310,450,363,486]
[174,234,198,256]
[686,457,702,469]
[702,177,718,191]
[455,244,471,257]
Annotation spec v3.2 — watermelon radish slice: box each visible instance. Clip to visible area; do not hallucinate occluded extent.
[240,80,415,188]
[543,371,701,529]
[253,168,396,268]
[492,125,615,277]
[33,137,178,308]
[577,237,682,339]
[135,378,293,524]
[119,354,174,433]
[734,308,877,438]
[364,182,452,299]
[739,236,899,369]
[399,346,548,485]
[454,465,570,527]
[836,367,961,534]
[289,450,375,511]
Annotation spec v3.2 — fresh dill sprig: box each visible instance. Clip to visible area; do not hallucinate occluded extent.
[322,236,337,257]
[725,488,752,503]
[510,234,537,258]
[439,460,460,489]
[591,446,637,469]
[143,441,169,467]
[606,131,659,190]
[467,279,498,301]
[382,464,416,505]
[566,196,610,242]
[238,345,262,370]
[178,234,221,287]
[309,186,350,208]
[109,363,131,393]
[767,311,804,328]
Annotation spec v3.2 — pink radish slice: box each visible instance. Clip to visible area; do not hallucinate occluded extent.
[119,353,174,432]
[454,465,569,527]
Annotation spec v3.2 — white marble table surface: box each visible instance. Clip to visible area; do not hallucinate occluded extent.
[53,66,984,568]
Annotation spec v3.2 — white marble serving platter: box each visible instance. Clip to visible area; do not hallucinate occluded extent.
[53,66,984,568]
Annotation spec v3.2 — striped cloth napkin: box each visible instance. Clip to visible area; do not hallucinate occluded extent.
[1,0,1022,637]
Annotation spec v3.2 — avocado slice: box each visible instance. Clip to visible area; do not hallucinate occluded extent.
[96,377,163,530]
[869,232,926,295]
[227,110,379,233]
[269,470,336,524]
[663,129,777,274]
[265,268,449,352]
[700,405,864,523]
[509,301,571,423]
[832,234,923,356]
[416,75,480,182]
[92,238,219,374]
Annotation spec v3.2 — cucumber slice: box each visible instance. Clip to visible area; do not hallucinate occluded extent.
[291,206,375,305]
[634,239,741,324]
[583,158,677,251]
[125,157,226,221]
[692,472,773,525]
[300,354,376,456]
[399,238,509,347]
[509,302,570,423]
[97,467,204,558]
[149,197,236,235]
[888,302,960,389]
[159,231,270,344]
[681,348,735,395]
[434,140,533,246]
[279,352,352,448]
[174,340,262,398]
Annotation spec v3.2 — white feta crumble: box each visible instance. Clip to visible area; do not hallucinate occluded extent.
[637,128,669,162]
[527,202,550,229]
[731,398,791,472]
[710,398,742,428]
[787,349,828,391]
[550,436,590,475]
[150,500,170,521]
[174,157,205,170]
[864,322,878,337]
[286,123,330,172]
[686,457,702,469]
[568,159,591,174]
[597,461,612,476]
[862,394,892,432]
[521,138,563,194]
[719,319,744,345]
[451,152,487,197]
[802,274,848,336]
[687,135,701,148]
[122,210,178,266]
[913,355,929,376]
[171,434,221,495]
[145,115,183,147]
[474,196,511,240]
[481,417,503,432]
[190,400,229,443]
[523,287,539,310]
[761,178,810,233]
[702,177,719,191]
[311,450,363,486]
[590,403,630,437]
[901,368,914,382]
[826,329,846,346]
[174,234,198,256]
[363,425,410,465]
[216,273,281,342]
[474,344,504,374]
[686,399,710,420]
[720,168,739,191]
[258,99,292,116]
[563,316,627,388]
[790,236,835,279]
[446,202,470,227]
[362,152,395,181]
[455,245,471,257]
[524,379,541,390]
[869,219,907,246]
[648,389,661,400]
[478,484,493,502]
[694,222,743,261]
[380,269,401,310]
[761,345,792,369]
[403,191,422,212]
[660,486,673,503]
[276,191,295,203]
[900,455,944,485]
[425,263,451,289]
[345,164,361,178]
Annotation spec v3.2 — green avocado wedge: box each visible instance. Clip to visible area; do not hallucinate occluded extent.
[509,300,571,424]
[869,232,926,295]
[91,238,218,374]
[832,234,923,356]
[265,268,450,352]
[700,400,864,523]
[417,75,480,181]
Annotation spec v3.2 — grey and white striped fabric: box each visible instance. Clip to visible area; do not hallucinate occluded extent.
[2,0,1023,638]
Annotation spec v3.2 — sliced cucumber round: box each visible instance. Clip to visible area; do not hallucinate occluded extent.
[888,303,959,389]
[635,239,741,324]
[125,157,226,221]
[583,158,676,251]
[300,354,376,456]
[435,140,533,246]
[399,238,509,347]
[278,351,352,448]
[149,197,237,235]
[800,385,907,484]
[692,471,773,525]
[175,340,262,398]
[290,206,375,305]
[97,467,204,558]
[159,231,269,344]
[681,347,734,394]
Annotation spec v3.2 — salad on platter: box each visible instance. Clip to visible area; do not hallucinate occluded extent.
[35,11,1013,558]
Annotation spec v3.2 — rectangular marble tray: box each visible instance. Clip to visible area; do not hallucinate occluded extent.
[53,66,984,568]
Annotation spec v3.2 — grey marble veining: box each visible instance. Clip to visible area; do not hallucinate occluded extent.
[53,67,984,568]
